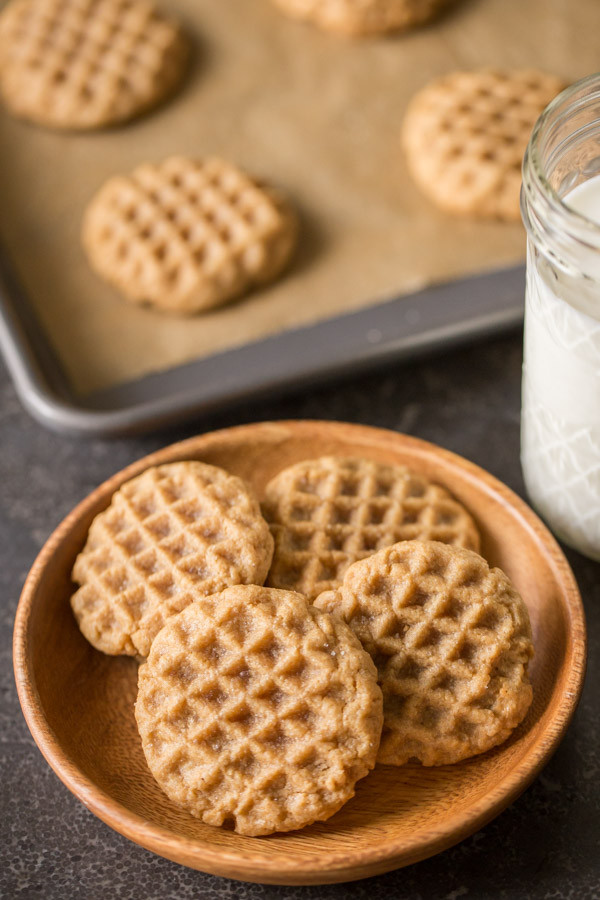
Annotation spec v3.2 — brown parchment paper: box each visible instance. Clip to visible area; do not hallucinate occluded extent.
[1,0,599,395]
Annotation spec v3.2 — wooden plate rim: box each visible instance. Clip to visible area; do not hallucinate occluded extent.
[13,420,587,883]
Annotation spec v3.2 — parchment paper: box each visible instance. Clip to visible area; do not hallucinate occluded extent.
[1,0,598,394]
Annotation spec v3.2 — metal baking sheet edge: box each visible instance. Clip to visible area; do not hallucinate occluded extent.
[0,245,525,438]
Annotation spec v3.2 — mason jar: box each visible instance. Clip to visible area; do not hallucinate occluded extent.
[521,73,600,561]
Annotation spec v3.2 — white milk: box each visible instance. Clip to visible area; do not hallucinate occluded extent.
[521,174,600,559]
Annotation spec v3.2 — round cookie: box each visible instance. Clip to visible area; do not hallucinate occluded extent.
[402,69,564,220]
[262,456,480,601]
[315,540,534,766]
[271,0,452,37]
[82,156,297,314]
[71,461,274,657]
[135,585,383,835]
[0,0,188,130]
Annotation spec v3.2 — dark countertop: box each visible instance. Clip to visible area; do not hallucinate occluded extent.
[2,333,599,900]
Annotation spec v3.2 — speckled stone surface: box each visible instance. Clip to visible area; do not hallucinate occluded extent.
[1,334,599,899]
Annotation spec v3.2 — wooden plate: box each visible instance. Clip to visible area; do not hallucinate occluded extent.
[13,421,586,885]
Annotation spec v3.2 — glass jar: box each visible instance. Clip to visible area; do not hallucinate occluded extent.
[521,73,600,561]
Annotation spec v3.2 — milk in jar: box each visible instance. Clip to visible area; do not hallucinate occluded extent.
[521,75,600,559]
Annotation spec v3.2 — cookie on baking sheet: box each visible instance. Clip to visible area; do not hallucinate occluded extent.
[315,540,534,766]
[271,0,452,37]
[402,69,564,220]
[71,461,274,658]
[82,156,297,314]
[135,584,383,835]
[0,0,188,130]
[262,456,480,601]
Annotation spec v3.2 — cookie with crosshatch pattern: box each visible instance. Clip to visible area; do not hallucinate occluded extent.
[0,0,188,130]
[82,156,297,313]
[402,69,564,220]
[70,461,274,657]
[315,540,534,766]
[262,456,480,601]
[135,584,383,835]
[271,0,452,37]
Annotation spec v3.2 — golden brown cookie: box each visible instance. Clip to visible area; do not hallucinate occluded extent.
[135,584,383,835]
[315,540,534,766]
[402,69,564,220]
[71,461,274,657]
[82,156,297,314]
[262,456,480,601]
[271,0,451,37]
[0,0,188,130]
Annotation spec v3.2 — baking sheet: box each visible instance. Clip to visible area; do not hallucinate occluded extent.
[1,0,598,396]
[0,252,526,435]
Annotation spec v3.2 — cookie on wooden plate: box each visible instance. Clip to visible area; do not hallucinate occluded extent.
[315,540,534,766]
[402,69,564,220]
[0,0,188,129]
[262,456,480,600]
[135,584,383,835]
[71,461,274,657]
[271,0,452,37]
[82,156,297,314]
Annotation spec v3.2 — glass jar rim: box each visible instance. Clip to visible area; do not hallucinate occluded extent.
[522,71,600,272]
